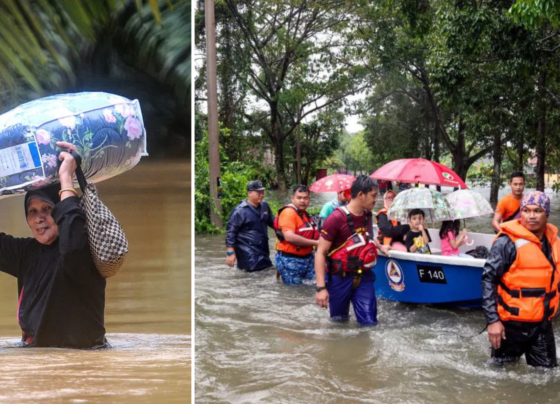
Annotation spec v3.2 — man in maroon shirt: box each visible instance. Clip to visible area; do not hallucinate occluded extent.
[314,175,390,326]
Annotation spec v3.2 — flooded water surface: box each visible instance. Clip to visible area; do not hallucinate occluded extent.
[196,187,560,403]
[0,159,190,403]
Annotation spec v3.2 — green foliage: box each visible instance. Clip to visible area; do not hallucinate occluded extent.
[0,0,183,108]
[203,0,367,193]
[510,0,560,29]
[338,131,376,175]
[195,125,282,234]
[288,109,344,185]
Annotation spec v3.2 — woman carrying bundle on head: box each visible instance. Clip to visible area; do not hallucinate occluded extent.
[0,141,108,349]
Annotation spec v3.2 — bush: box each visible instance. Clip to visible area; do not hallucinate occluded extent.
[195,128,281,234]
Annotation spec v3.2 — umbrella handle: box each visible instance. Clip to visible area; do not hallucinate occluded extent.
[464,235,474,246]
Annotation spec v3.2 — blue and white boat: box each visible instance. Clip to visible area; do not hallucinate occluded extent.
[373,229,494,308]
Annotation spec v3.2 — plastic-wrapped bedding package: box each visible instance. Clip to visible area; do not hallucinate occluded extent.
[0,91,147,198]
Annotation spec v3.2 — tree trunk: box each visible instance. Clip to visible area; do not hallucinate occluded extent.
[303,161,311,186]
[517,133,524,172]
[433,122,441,192]
[296,110,302,185]
[490,131,502,205]
[536,72,547,192]
[274,137,287,196]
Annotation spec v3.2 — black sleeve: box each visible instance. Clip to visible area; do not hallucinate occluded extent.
[404,231,415,251]
[0,234,31,278]
[481,235,516,324]
[378,214,410,239]
[52,196,98,283]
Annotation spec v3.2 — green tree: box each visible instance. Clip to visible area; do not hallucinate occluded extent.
[0,0,189,118]
[338,131,376,175]
[222,0,365,195]
[288,110,343,185]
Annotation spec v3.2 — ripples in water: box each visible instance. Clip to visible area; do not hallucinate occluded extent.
[0,333,190,404]
[196,236,560,404]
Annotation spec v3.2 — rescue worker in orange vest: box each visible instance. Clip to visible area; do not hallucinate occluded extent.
[491,171,525,233]
[482,191,559,367]
[315,176,391,326]
[376,190,409,252]
[275,185,319,284]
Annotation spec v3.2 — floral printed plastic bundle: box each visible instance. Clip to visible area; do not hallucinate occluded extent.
[0,92,147,198]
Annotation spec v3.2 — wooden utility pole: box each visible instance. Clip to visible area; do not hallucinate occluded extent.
[205,0,223,228]
[296,108,302,185]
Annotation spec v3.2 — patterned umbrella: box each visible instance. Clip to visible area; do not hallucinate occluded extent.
[309,174,356,193]
[445,189,493,219]
[387,187,454,223]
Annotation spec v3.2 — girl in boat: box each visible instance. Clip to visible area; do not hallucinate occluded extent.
[439,220,470,258]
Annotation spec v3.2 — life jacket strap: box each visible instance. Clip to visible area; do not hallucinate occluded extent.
[497,295,520,316]
[499,281,553,299]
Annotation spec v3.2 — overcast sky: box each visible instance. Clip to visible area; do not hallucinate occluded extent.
[345,115,363,134]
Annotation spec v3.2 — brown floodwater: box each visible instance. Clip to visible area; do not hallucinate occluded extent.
[0,158,190,403]
[196,187,560,403]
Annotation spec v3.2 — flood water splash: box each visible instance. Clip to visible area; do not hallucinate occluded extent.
[195,187,560,403]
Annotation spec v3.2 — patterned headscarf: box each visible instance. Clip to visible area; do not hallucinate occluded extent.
[24,184,61,216]
[520,191,550,217]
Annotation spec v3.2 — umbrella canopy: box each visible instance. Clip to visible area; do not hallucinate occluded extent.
[387,187,454,223]
[370,158,468,189]
[310,174,356,193]
[445,189,494,219]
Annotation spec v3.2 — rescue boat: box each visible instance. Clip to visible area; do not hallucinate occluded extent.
[373,228,494,308]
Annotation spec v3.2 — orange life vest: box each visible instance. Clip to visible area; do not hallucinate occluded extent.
[273,204,319,242]
[376,208,398,246]
[495,220,560,324]
[327,207,378,273]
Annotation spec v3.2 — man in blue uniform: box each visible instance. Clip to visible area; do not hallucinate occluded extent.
[226,180,275,271]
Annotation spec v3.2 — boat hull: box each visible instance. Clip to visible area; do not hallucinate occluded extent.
[373,253,484,308]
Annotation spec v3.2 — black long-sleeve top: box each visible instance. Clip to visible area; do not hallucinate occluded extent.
[481,234,553,325]
[376,212,410,243]
[0,196,107,349]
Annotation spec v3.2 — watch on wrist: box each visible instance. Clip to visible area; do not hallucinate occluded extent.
[226,251,235,256]
[315,285,326,292]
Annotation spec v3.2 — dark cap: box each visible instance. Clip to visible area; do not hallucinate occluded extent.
[247,180,265,192]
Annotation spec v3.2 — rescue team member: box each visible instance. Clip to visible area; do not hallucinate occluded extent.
[274,185,319,284]
[226,180,275,271]
[376,190,409,252]
[315,176,391,326]
[319,189,351,220]
[482,191,559,367]
[491,172,525,233]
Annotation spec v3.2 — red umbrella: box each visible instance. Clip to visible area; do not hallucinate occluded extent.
[370,158,468,189]
[310,174,356,193]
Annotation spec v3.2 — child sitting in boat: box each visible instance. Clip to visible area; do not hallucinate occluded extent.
[439,220,470,257]
[405,209,432,254]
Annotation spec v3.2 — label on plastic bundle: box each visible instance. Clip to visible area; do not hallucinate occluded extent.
[0,142,41,177]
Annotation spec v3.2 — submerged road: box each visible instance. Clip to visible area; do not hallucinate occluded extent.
[196,187,560,403]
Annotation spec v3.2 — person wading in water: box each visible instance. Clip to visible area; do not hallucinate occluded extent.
[274,185,319,284]
[483,191,559,367]
[314,176,390,326]
[0,141,108,349]
[226,180,275,271]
